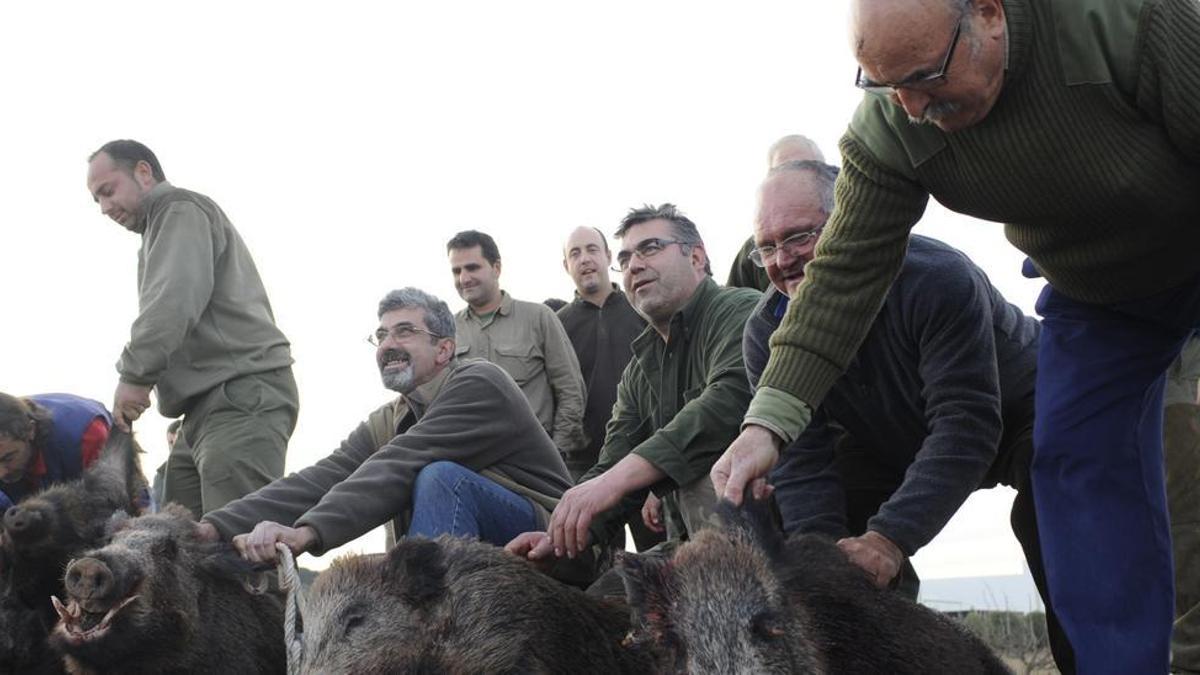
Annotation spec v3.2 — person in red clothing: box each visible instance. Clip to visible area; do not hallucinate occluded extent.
[0,392,112,510]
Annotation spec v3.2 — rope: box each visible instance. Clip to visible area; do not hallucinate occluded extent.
[276,542,306,675]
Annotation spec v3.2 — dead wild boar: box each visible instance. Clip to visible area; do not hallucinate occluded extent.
[1,429,145,605]
[49,504,285,675]
[619,497,1011,675]
[0,430,145,675]
[301,535,656,674]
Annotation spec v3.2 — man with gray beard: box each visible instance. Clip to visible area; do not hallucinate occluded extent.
[196,288,573,562]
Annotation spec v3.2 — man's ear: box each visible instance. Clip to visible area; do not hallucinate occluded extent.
[562,257,570,274]
[134,160,156,188]
[690,244,708,270]
[493,259,503,278]
[437,338,456,365]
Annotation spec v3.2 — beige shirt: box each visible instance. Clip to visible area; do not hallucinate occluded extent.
[455,291,586,453]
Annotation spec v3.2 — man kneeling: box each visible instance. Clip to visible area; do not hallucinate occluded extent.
[196,287,573,562]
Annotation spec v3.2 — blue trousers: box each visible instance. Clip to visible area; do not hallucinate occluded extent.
[407,461,538,546]
[1033,277,1200,674]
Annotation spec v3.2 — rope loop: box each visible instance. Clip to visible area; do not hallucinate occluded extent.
[276,542,306,675]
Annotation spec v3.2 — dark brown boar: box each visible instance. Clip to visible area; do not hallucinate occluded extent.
[301,535,657,674]
[49,504,285,675]
[0,430,145,675]
[619,497,1011,675]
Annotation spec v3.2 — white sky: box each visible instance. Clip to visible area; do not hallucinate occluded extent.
[2,2,1044,578]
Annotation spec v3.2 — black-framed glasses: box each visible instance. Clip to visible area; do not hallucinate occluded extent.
[612,238,689,272]
[748,228,824,268]
[854,15,964,96]
[367,322,443,346]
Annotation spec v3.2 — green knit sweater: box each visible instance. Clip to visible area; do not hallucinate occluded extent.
[752,0,1200,434]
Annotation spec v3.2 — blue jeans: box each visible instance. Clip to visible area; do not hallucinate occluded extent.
[407,461,537,546]
[1033,275,1200,674]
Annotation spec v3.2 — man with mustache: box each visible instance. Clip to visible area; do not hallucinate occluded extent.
[508,204,760,567]
[196,288,573,562]
[732,160,1071,671]
[447,230,587,458]
[86,140,298,520]
[713,0,1200,670]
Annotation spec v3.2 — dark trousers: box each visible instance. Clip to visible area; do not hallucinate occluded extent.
[1032,278,1200,675]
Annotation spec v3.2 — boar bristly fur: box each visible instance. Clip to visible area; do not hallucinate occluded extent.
[0,430,146,674]
[302,535,656,674]
[619,497,1011,675]
[49,504,284,675]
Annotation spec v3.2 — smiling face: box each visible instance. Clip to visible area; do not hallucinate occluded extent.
[448,245,502,310]
[563,227,612,297]
[755,171,829,297]
[852,0,1008,133]
[85,152,156,231]
[619,219,707,335]
[375,307,453,394]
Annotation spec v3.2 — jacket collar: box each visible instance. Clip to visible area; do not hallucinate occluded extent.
[131,181,175,235]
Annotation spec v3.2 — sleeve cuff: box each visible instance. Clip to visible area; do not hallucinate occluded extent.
[742,387,812,445]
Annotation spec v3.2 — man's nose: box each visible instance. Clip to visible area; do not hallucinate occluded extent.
[894,88,932,120]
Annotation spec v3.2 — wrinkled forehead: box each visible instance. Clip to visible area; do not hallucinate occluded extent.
[755,176,828,241]
[853,0,960,70]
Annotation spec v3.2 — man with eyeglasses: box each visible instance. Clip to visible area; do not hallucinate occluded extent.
[733,160,1072,670]
[726,134,827,292]
[713,0,1200,671]
[447,230,587,460]
[86,140,298,521]
[196,288,573,563]
[507,204,760,572]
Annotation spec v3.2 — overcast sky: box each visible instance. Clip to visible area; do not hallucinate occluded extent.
[2,2,1044,583]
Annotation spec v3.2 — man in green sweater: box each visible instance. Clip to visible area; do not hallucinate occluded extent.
[86,140,298,519]
[711,0,1200,672]
[197,288,572,562]
[509,204,760,563]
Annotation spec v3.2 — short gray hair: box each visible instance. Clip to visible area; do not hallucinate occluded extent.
[377,287,456,341]
[767,160,840,215]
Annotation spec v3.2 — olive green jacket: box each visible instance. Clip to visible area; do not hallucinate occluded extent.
[583,278,760,543]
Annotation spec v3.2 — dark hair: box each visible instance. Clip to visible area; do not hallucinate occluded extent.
[767,160,841,215]
[89,140,167,182]
[446,230,501,265]
[378,287,456,341]
[0,393,52,451]
[614,203,712,276]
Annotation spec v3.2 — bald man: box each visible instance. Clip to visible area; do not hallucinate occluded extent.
[713,0,1200,671]
[726,135,826,291]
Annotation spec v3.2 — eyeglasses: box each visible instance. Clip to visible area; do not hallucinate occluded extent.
[854,14,964,96]
[748,229,824,268]
[613,238,689,272]
[367,322,443,347]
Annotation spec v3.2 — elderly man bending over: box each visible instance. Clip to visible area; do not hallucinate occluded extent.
[196,288,573,562]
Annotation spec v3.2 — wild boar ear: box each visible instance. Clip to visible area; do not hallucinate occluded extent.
[716,494,785,562]
[384,538,447,609]
[86,430,148,513]
[616,551,676,635]
[105,511,133,538]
